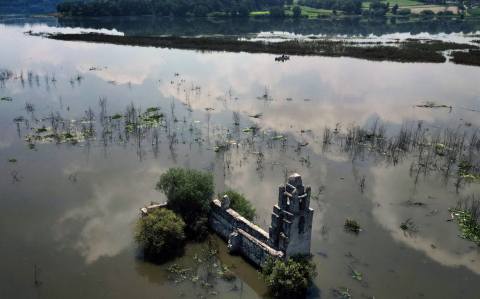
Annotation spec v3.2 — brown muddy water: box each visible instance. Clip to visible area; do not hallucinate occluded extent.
[1,16,480,299]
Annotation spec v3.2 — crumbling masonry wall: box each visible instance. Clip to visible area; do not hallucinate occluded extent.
[141,173,313,267]
[210,173,313,266]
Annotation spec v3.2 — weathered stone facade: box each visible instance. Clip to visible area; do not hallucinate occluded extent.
[210,173,314,266]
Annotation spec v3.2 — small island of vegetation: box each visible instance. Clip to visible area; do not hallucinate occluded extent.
[47,33,480,65]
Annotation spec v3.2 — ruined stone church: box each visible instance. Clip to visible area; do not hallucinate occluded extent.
[210,173,314,265]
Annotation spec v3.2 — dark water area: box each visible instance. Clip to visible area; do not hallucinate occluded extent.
[1,16,480,299]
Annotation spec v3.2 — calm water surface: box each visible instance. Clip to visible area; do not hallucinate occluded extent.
[1,16,480,299]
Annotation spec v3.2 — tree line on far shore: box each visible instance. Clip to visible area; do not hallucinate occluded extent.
[56,0,367,17]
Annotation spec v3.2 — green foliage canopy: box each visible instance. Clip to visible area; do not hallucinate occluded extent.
[259,254,318,297]
[217,189,256,221]
[297,0,363,15]
[397,7,411,15]
[392,3,399,14]
[421,9,434,15]
[269,5,286,17]
[292,5,301,17]
[134,208,185,254]
[156,168,214,237]
[56,0,259,17]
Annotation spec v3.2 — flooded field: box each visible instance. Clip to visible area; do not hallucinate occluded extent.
[1,15,480,299]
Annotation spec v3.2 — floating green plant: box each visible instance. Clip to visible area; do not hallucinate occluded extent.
[448,208,480,246]
[352,268,362,280]
[112,114,123,119]
[456,162,479,182]
[35,126,47,133]
[345,219,360,233]
[1,97,12,101]
[8,159,17,162]
[146,107,160,112]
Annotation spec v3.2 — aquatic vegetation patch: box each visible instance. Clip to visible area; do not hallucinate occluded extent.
[451,50,480,67]
[112,114,123,119]
[345,219,361,233]
[49,34,471,64]
[243,124,260,134]
[144,113,164,120]
[1,96,12,101]
[8,159,17,162]
[415,101,451,108]
[271,135,287,140]
[146,107,160,112]
[449,196,480,247]
[35,126,48,133]
[456,161,479,182]
[332,288,351,298]
[352,268,362,280]
[400,218,418,237]
[448,208,480,246]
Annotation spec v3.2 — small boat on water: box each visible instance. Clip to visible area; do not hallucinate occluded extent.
[275,56,290,61]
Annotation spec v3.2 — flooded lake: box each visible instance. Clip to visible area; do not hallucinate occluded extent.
[1,15,480,299]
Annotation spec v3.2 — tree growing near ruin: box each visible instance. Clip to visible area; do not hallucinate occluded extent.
[218,189,257,221]
[134,208,185,253]
[259,253,318,297]
[156,168,214,238]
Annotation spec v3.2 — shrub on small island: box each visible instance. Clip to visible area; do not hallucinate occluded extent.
[218,189,257,221]
[134,208,185,254]
[156,168,214,238]
[259,253,318,297]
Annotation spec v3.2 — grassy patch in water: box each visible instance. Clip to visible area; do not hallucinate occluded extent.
[456,161,479,182]
[448,208,480,246]
[8,159,17,162]
[35,126,47,133]
[47,34,479,64]
[112,114,123,119]
[451,49,480,66]
[352,268,362,280]
[148,113,164,120]
[345,219,360,233]
[146,107,160,112]
[1,96,12,101]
